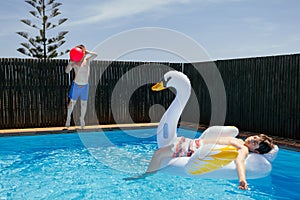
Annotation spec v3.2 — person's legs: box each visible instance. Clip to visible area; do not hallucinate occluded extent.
[145,145,174,174]
[80,100,87,128]
[124,144,174,180]
[66,81,79,128]
[79,83,89,129]
[65,100,76,127]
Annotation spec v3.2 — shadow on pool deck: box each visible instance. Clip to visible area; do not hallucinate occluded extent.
[0,122,299,151]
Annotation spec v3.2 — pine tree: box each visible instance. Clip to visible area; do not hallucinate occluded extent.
[17,0,69,59]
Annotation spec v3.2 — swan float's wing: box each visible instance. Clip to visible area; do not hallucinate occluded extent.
[185,144,238,175]
[199,126,239,140]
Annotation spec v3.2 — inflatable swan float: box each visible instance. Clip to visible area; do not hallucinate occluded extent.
[151,71,278,179]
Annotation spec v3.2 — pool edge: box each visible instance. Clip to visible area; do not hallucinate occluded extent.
[1,122,299,151]
[0,123,159,136]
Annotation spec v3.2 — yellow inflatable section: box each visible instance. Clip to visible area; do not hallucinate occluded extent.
[186,145,238,175]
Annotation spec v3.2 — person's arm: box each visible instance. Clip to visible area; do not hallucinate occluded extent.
[202,137,243,148]
[203,137,249,189]
[222,138,249,190]
[65,62,74,73]
[235,146,249,190]
[85,50,97,61]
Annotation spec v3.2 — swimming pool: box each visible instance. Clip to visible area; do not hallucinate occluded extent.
[0,128,299,199]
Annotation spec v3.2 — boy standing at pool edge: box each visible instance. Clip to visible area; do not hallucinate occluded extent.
[65,45,97,129]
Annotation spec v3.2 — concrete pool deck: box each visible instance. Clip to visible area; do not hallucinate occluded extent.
[1,123,299,151]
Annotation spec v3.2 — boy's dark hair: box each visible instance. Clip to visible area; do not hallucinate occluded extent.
[77,44,85,49]
[256,134,274,154]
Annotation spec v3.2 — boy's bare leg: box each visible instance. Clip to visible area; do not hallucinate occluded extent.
[80,100,87,128]
[65,100,76,127]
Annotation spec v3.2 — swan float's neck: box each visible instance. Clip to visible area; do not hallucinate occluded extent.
[157,78,191,148]
[167,88,190,121]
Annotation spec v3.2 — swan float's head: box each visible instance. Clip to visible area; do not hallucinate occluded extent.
[152,71,191,97]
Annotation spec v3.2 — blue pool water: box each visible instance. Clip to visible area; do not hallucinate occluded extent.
[0,128,299,200]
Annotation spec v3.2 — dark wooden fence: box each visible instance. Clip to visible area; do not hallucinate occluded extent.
[183,54,300,139]
[218,55,299,139]
[0,54,299,139]
[0,58,179,129]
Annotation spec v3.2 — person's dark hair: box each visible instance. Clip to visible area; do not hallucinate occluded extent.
[77,44,85,50]
[256,134,274,154]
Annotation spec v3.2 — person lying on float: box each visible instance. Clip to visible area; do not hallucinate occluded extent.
[124,71,276,191]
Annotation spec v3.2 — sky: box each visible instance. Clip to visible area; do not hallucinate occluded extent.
[1,0,300,62]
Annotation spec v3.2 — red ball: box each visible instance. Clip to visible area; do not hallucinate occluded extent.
[70,47,84,62]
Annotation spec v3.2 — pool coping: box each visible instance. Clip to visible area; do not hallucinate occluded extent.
[1,123,299,151]
[0,123,159,136]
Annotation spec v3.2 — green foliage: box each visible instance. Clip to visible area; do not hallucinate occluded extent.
[17,0,69,59]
